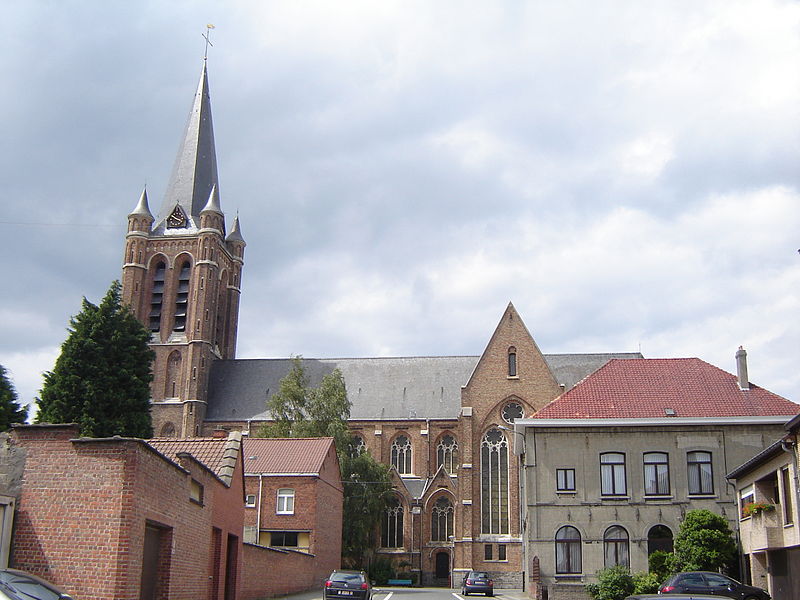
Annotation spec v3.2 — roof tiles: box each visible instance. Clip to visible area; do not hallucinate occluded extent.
[242,437,335,475]
[532,358,799,420]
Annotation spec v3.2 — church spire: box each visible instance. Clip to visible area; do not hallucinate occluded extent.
[155,62,221,231]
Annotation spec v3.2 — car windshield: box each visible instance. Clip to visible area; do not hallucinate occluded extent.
[470,573,489,579]
[331,573,364,584]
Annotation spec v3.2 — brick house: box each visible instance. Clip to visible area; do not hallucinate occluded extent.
[118,61,641,586]
[726,415,800,600]
[241,437,342,584]
[7,424,245,600]
[513,353,800,600]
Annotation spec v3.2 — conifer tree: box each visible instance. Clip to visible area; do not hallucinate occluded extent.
[0,366,28,430]
[35,281,154,438]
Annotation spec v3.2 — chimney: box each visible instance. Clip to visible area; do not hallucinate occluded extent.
[736,346,749,390]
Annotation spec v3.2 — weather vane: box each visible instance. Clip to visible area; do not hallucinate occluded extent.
[203,24,215,60]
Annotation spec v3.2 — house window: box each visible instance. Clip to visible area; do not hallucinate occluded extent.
[739,484,755,518]
[391,435,412,475]
[557,468,576,492]
[782,467,794,525]
[270,531,298,547]
[484,544,493,561]
[643,452,670,495]
[173,261,191,332]
[508,347,517,377]
[600,453,627,496]
[431,496,454,542]
[349,435,366,458]
[647,525,673,555]
[382,497,403,548]
[245,494,256,508]
[481,428,509,534]
[687,451,714,495]
[149,261,166,332]
[498,544,507,561]
[604,526,629,568]
[555,526,581,574]
[277,488,295,514]
[190,479,204,505]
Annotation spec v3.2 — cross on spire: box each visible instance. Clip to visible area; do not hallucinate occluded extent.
[203,24,215,60]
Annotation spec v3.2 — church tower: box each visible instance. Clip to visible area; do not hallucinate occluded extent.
[121,62,245,438]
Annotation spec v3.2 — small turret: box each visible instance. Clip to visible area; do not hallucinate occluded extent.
[200,184,224,234]
[127,188,154,233]
[226,214,246,259]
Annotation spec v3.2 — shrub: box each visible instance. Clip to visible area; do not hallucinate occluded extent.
[368,557,393,585]
[632,572,660,594]
[586,566,635,600]
[648,550,674,581]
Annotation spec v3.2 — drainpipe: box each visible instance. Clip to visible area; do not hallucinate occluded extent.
[256,474,263,544]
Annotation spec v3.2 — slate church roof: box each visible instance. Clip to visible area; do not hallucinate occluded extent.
[205,352,642,422]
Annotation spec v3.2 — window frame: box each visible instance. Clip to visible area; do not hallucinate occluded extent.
[431,496,454,542]
[391,434,413,475]
[603,525,630,569]
[643,452,671,496]
[481,428,510,534]
[276,488,295,515]
[600,452,627,497]
[782,467,794,525]
[555,526,582,575]
[556,468,576,492]
[245,494,257,508]
[507,347,517,378]
[382,496,404,549]
[687,451,714,495]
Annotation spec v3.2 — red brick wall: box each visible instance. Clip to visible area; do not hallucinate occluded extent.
[240,543,322,599]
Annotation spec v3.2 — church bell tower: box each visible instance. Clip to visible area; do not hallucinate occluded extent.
[121,61,245,438]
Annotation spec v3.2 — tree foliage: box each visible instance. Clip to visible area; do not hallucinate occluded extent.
[257,357,393,567]
[340,450,393,569]
[35,281,154,438]
[586,566,635,600]
[673,509,737,572]
[0,366,28,430]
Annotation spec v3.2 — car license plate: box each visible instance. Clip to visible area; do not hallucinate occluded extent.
[340,592,352,596]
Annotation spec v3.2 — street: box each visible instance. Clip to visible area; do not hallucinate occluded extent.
[284,587,528,600]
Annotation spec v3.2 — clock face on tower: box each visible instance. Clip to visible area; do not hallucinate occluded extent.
[502,402,524,424]
[166,206,188,229]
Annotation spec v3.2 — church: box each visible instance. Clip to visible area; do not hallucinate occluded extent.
[118,61,797,593]
[120,60,640,587]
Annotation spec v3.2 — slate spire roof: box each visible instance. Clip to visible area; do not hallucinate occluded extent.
[129,188,153,218]
[155,62,221,231]
[532,357,799,420]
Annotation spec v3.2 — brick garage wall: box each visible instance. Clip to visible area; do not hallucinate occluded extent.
[241,543,321,599]
[311,446,343,581]
[9,425,242,600]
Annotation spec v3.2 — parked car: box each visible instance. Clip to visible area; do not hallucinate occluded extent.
[626,595,720,600]
[324,570,372,600]
[461,571,494,596]
[659,572,770,600]
[0,568,74,600]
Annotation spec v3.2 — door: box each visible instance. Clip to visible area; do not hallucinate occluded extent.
[435,551,449,579]
[139,525,162,600]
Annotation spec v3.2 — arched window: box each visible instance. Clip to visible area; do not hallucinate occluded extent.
[173,260,191,332]
[687,451,714,495]
[382,497,403,548]
[349,435,366,458]
[391,435,412,475]
[604,526,629,568]
[647,525,673,555]
[436,434,458,473]
[165,350,182,398]
[159,422,176,437]
[431,496,454,542]
[481,428,509,534]
[149,261,166,332]
[643,452,670,495]
[502,401,524,424]
[555,526,581,574]
[508,347,517,377]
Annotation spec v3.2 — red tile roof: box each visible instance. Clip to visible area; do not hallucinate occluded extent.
[242,437,335,475]
[532,358,799,420]
[148,438,230,477]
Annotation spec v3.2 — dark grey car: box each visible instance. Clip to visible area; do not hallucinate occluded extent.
[461,571,494,596]
[659,572,770,600]
[324,570,372,600]
[0,569,73,600]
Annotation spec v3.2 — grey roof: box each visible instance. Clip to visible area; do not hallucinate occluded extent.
[129,188,153,219]
[154,62,221,232]
[205,352,642,422]
[226,215,245,243]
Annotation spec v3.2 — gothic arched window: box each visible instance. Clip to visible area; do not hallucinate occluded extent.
[349,435,366,458]
[165,350,182,398]
[382,497,404,548]
[431,496,454,542]
[391,435,412,475]
[149,261,166,332]
[436,434,458,473]
[173,260,191,332]
[481,428,509,534]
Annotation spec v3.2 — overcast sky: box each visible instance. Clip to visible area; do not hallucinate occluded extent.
[2,1,798,415]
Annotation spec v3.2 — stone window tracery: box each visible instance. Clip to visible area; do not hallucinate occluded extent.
[431,496,454,542]
[481,428,509,534]
[436,434,458,473]
[391,434,412,475]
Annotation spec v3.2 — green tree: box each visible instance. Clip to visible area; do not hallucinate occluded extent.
[35,281,154,438]
[0,366,28,430]
[673,509,737,572]
[257,357,393,567]
[340,450,393,569]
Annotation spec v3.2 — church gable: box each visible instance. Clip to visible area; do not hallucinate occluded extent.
[462,303,562,418]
